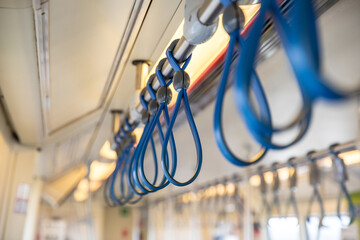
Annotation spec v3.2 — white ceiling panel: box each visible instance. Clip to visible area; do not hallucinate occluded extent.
[48,0,136,132]
[0,7,43,145]
[0,0,31,8]
[110,0,184,109]
[129,0,183,62]
[37,125,96,179]
[87,0,185,159]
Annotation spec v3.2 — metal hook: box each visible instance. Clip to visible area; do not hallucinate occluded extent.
[329,144,356,226]
[306,151,325,239]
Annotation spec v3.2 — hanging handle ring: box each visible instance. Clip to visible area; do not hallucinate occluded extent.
[329,144,356,226]
[306,151,325,238]
[160,39,202,187]
[270,162,281,217]
[214,4,270,166]
[119,146,142,204]
[231,1,313,150]
[138,65,178,191]
[128,89,161,195]
[109,146,131,206]
[133,81,177,192]
[285,157,299,222]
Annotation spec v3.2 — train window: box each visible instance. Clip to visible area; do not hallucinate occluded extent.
[267,216,352,240]
[267,217,300,240]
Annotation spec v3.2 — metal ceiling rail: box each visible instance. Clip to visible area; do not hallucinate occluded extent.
[113,0,226,149]
[247,140,359,177]
[142,140,359,206]
[133,0,224,112]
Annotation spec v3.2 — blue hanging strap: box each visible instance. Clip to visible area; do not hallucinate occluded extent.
[107,134,143,206]
[139,88,148,110]
[305,151,325,239]
[230,1,313,150]
[138,104,177,191]
[134,57,179,191]
[329,144,356,226]
[146,74,157,100]
[273,0,347,100]
[104,158,122,207]
[214,4,270,166]
[128,124,153,195]
[130,71,178,192]
[119,147,142,205]
[156,58,171,87]
[109,148,129,205]
[165,39,192,72]
[285,157,299,222]
[160,39,202,187]
[219,0,233,7]
[128,116,166,194]
[124,87,159,195]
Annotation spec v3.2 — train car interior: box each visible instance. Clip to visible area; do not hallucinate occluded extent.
[0,0,359,239]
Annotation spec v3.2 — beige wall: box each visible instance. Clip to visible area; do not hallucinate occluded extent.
[37,193,106,240]
[104,206,133,240]
[2,150,38,240]
[0,110,39,240]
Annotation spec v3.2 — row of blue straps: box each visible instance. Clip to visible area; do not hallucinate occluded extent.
[214,0,359,166]
[105,40,202,205]
[105,0,359,205]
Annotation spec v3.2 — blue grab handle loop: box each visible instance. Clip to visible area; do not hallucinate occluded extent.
[106,161,122,206]
[125,87,159,195]
[109,154,125,205]
[156,59,171,87]
[138,105,177,190]
[108,146,142,205]
[146,74,157,100]
[106,143,143,205]
[134,57,179,190]
[165,39,192,72]
[305,151,325,239]
[236,0,344,102]
[273,0,346,100]
[130,122,162,194]
[161,89,202,186]
[128,70,178,193]
[128,124,153,195]
[119,150,142,205]
[160,39,202,187]
[104,176,117,207]
[329,144,356,226]
[233,0,360,150]
[214,30,270,166]
[220,0,233,7]
[231,1,313,150]
[139,88,148,110]
[129,97,177,193]
[117,148,140,205]
[285,158,300,223]
[109,147,132,205]
[120,156,132,202]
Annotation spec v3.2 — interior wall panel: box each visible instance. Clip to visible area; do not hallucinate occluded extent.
[0,7,43,145]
